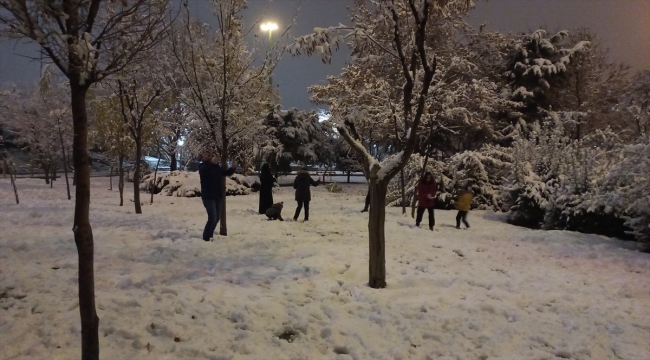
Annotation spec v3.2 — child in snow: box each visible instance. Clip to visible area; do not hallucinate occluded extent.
[454,185,473,229]
[265,202,284,221]
[414,172,438,230]
[293,166,321,221]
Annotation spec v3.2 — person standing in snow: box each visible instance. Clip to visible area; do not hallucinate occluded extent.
[454,184,473,229]
[414,172,438,230]
[293,166,321,221]
[258,163,276,214]
[199,151,237,241]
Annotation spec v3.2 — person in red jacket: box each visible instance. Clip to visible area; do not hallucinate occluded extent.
[414,172,438,230]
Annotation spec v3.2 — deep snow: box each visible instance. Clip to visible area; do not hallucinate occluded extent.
[1,178,649,360]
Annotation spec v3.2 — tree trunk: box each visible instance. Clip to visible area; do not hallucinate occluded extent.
[44,164,51,185]
[368,180,388,288]
[51,166,55,189]
[169,153,178,172]
[11,162,19,204]
[400,169,406,214]
[70,83,99,360]
[133,142,142,214]
[60,131,72,200]
[2,158,19,204]
[118,155,124,206]
[150,144,162,205]
[109,165,113,191]
[219,152,228,236]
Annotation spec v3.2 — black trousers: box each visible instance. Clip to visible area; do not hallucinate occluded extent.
[294,200,310,220]
[416,207,435,228]
[456,211,469,228]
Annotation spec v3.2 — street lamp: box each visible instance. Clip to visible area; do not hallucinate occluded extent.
[260,22,278,93]
[260,22,278,42]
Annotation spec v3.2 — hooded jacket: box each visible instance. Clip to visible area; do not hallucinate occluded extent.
[293,170,320,202]
[455,190,473,212]
[416,179,438,208]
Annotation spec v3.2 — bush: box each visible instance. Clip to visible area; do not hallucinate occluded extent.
[140,171,251,197]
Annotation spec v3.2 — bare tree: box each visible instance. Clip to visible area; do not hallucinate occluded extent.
[0,0,169,357]
[116,78,161,214]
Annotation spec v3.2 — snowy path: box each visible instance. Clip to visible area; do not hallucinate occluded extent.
[1,178,649,360]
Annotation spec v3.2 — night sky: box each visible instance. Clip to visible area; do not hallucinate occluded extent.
[1,0,648,110]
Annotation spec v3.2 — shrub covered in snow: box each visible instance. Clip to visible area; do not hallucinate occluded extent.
[141,171,251,197]
[446,145,511,211]
[502,117,634,239]
[386,147,510,211]
[386,154,451,208]
[599,135,650,242]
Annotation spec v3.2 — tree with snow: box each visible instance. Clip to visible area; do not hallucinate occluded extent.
[502,29,593,126]
[260,106,333,174]
[166,0,282,236]
[292,0,474,288]
[549,29,630,139]
[619,70,650,137]
[0,0,170,356]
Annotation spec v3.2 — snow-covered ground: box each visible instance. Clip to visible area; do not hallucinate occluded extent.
[1,178,649,360]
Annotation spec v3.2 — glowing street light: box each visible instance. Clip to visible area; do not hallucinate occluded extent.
[260,22,278,42]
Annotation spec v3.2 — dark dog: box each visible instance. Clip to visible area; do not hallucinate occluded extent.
[265,202,284,221]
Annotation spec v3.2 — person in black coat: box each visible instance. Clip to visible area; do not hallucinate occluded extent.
[258,163,276,214]
[198,152,237,241]
[293,167,321,221]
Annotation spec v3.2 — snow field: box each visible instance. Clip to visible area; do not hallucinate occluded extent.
[0,178,649,360]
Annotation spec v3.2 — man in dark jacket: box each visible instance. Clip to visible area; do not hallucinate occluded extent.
[265,202,284,221]
[199,152,237,241]
[293,166,321,221]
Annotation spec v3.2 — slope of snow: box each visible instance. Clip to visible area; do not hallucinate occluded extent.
[1,178,649,360]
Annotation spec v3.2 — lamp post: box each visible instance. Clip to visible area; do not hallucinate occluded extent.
[260,22,278,93]
[260,22,278,44]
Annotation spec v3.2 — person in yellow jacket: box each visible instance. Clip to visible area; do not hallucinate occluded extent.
[454,186,473,229]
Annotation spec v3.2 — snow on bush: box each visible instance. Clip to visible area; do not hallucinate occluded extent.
[387,147,510,211]
[141,171,251,197]
[386,154,450,208]
[501,116,632,238]
[600,135,650,242]
[446,145,511,211]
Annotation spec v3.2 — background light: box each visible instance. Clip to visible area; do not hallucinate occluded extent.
[260,22,278,32]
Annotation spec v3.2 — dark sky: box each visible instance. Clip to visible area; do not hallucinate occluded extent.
[1,0,648,110]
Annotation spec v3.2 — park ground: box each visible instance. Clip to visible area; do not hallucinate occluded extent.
[1,177,649,360]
